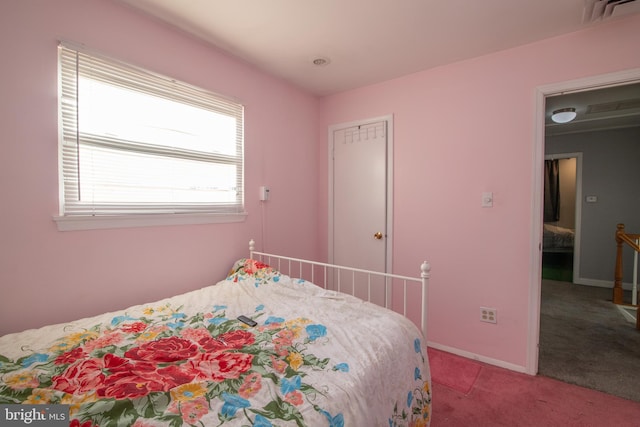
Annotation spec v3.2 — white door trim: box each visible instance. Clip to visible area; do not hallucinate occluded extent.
[528,68,640,375]
[328,114,394,274]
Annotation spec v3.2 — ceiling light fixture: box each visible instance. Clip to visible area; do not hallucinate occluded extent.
[551,107,577,124]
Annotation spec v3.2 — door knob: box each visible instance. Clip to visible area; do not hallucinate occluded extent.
[374,232,383,240]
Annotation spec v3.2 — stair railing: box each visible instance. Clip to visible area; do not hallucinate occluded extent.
[613,223,640,330]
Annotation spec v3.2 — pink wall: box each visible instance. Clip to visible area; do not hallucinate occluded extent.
[318,16,640,369]
[0,0,320,336]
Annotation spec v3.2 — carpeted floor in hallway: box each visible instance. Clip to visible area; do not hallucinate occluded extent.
[538,279,640,402]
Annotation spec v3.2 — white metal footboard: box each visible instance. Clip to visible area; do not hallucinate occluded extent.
[249,239,430,339]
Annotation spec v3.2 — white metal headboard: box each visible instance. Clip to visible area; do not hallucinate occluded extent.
[249,239,431,338]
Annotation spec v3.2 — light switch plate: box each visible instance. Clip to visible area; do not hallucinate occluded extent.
[259,186,270,201]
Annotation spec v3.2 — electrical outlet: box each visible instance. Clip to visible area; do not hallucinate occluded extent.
[482,192,493,208]
[480,307,497,323]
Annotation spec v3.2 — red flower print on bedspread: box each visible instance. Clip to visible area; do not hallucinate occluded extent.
[52,331,255,400]
[124,336,198,362]
[54,347,87,365]
[199,329,255,352]
[99,358,181,399]
[186,352,254,382]
[52,357,106,395]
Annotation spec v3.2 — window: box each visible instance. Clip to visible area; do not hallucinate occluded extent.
[55,42,245,230]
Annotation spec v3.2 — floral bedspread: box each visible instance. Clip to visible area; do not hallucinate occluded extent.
[0,259,431,426]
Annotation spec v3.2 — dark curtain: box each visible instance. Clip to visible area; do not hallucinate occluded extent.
[544,159,560,222]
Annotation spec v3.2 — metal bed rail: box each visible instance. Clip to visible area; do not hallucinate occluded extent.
[249,239,431,338]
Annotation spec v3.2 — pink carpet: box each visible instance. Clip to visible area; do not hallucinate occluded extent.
[428,348,640,426]
[428,347,482,394]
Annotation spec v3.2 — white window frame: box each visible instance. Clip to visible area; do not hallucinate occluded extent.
[54,42,246,231]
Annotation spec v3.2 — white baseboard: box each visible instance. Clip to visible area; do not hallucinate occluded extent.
[574,277,635,291]
[427,341,528,375]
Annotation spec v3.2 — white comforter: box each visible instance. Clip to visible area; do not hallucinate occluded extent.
[0,259,431,427]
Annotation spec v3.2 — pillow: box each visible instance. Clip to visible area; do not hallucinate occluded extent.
[227,258,280,286]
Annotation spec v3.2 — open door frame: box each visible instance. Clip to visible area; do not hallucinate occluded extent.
[527,68,640,375]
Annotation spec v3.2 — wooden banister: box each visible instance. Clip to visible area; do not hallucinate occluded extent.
[613,223,640,330]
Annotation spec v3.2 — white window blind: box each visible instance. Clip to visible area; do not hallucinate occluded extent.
[58,42,244,219]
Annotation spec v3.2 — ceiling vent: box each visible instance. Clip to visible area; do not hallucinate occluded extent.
[586,98,640,114]
[583,0,640,22]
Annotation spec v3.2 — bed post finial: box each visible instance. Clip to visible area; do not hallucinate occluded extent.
[420,261,431,278]
[249,239,255,257]
[420,260,431,341]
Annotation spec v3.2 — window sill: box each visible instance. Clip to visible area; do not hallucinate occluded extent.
[53,212,248,231]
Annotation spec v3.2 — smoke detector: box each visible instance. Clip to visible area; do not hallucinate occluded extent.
[311,57,331,67]
[583,0,640,23]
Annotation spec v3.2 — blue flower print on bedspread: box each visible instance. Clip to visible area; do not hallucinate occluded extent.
[265,316,285,325]
[280,375,301,395]
[21,353,48,368]
[306,324,327,342]
[320,409,345,427]
[388,336,432,427]
[333,362,349,372]
[220,392,251,418]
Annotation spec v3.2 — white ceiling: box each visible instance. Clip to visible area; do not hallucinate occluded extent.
[117,0,640,133]
[117,0,640,96]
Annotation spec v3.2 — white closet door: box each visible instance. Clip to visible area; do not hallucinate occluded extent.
[331,120,388,306]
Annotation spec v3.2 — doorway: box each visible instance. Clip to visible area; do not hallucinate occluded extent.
[541,154,581,283]
[528,68,640,375]
[328,115,394,306]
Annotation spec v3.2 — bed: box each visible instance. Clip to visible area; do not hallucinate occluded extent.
[543,223,575,253]
[0,240,431,427]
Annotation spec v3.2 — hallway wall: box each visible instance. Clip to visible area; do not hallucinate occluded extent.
[546,127,640,284]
